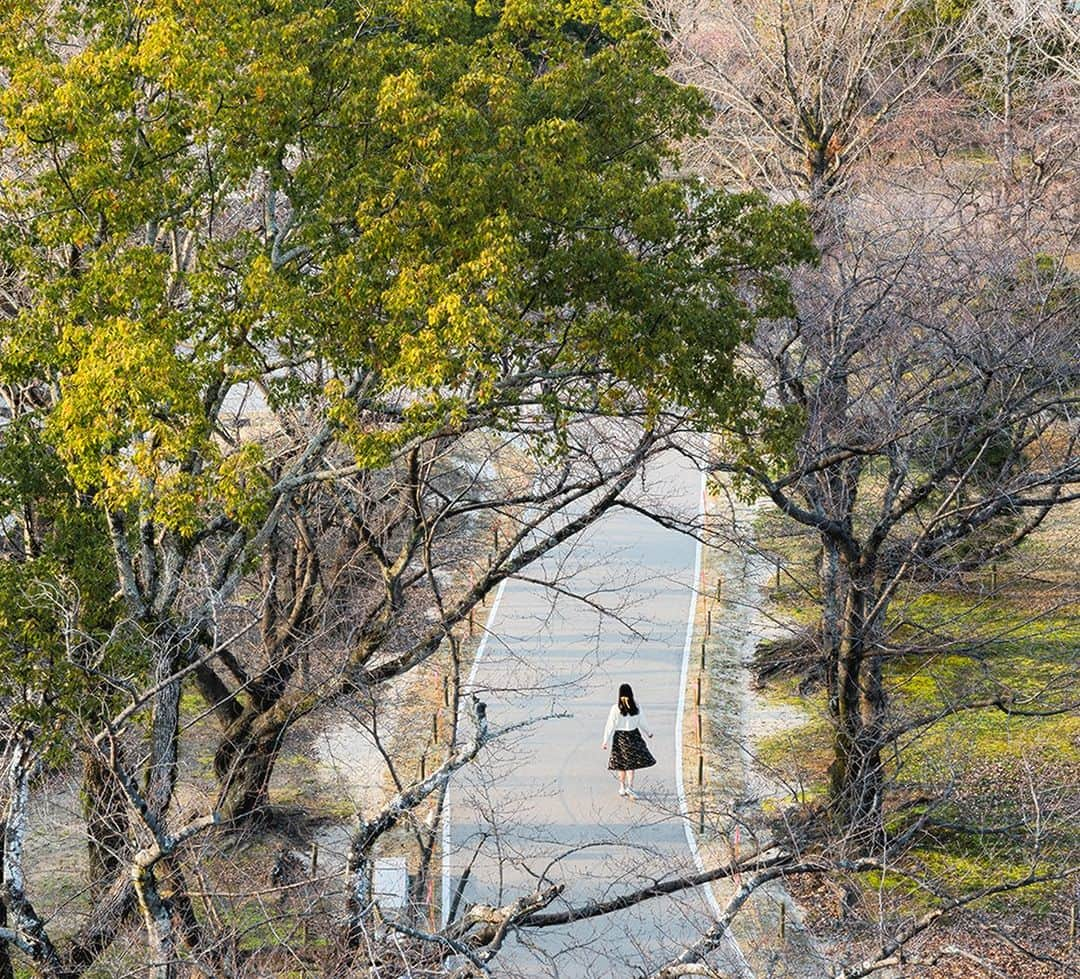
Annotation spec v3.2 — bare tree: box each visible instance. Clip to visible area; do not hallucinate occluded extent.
[712,185,1080,832]
[647,0,967,200]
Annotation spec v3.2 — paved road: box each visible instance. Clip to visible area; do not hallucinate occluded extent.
[443,451,749,978]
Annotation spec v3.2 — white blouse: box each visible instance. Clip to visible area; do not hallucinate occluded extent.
[603,704,652,744]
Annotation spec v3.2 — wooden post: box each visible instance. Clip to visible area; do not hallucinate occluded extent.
[442,674,449,707]
[700,640,706,670]
[697,710,702,743]
[310,841,319,879]
[775,560,781,589]
[779,900,786,939]
[699,799,705,835]
[493,526,499,551]
[990,563,998,589]
[432,712,439,743]
[697,754,704,786]
[469,608,474,635]
[420,755,426,780]
[706,609,711,635]
[715,577,722,600]
[695,676,701,707]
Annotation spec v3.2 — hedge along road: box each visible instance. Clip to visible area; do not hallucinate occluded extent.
[441,448,752,978]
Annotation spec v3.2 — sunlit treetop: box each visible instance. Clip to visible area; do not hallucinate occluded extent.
[0,0,813,532]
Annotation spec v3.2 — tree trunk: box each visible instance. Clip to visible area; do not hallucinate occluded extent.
[214,712,288,824]
[144,637,184,822]
[827,566,886,839]
[0,819,13,979]
[82,754,130,900]
[132,853,177,979]
[819,539,844,715]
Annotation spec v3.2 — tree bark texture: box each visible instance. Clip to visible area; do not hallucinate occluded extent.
[827,563,886,837]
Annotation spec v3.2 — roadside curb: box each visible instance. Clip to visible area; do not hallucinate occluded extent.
[683,487,830,978]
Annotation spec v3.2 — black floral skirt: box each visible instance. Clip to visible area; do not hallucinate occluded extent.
[608,729,656,771]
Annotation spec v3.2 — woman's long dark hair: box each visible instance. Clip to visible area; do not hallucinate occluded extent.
[617,683,639,716]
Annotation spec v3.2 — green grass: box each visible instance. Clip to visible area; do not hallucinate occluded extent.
[750,510,1079,916]
[755,710,832,805]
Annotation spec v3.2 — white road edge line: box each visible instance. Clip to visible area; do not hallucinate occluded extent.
[440,577,509,927]
[673,471,755,978]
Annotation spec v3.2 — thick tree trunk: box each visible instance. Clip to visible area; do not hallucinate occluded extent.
[214,712,288,824]
[82,755,130,900]
[144,639,183,822]
[827,567,886,839]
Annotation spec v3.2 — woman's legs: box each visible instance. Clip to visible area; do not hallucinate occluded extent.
[617,770,628,794]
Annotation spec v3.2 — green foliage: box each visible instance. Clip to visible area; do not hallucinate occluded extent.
[1,0,811,534]
[0,0,812,766]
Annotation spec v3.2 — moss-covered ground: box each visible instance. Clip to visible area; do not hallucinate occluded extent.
[749,502,1079,976]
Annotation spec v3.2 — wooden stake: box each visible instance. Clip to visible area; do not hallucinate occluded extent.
[442,674,449,706]
[697,710,702,743]
[310,842,319,878]
[493,526,499,551]
[779,900,786,939]
[699,800,705,835]
[432,712,439,743]
[1070,902,1077,953]
[715,577,722,600]
[697,754,704,786]
[706,609,711,635]
[990,563,998,589]
[420,755,426,780]
[775,560,781,589]
[700,640,706,670]
[695,676,701,707]
[469,608,474,635]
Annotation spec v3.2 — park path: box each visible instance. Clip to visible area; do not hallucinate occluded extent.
[442,450,751,978]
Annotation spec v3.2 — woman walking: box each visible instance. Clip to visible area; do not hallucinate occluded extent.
[602,682,655,799]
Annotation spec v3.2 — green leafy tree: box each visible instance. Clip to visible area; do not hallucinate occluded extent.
[0,0,811,973]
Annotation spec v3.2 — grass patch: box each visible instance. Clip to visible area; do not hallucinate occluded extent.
[750,506,1079,920]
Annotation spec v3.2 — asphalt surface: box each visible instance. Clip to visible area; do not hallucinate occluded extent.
[443,451,750,978]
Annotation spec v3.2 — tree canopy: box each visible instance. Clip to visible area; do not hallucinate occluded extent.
[0,3,813,974]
